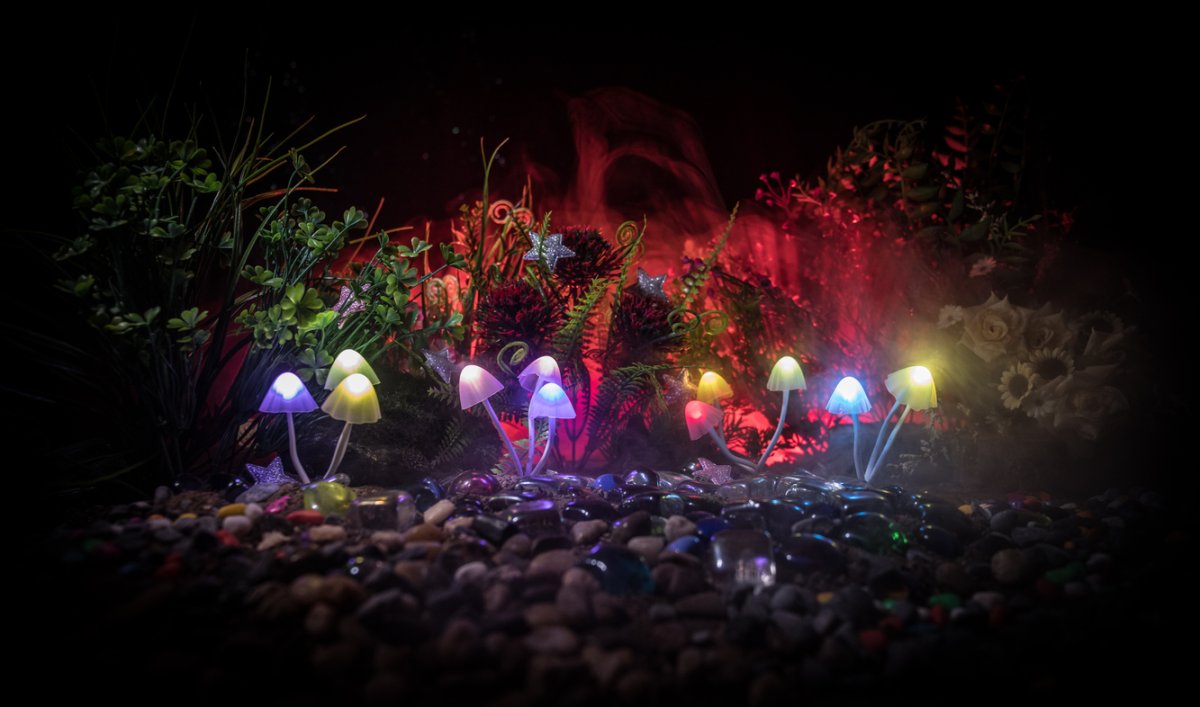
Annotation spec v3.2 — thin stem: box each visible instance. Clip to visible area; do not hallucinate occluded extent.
[865,400,902,478]
[757,388,791,469]
[324,422,353,479]
[531,417,556,476]
[852,417,863,481]
[286,412,310,483]
[527,380,545,476]
[482,399,522,473]
[707,429,758,474]
[866,406,911,483]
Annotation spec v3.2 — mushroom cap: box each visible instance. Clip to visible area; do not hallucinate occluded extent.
[766,356,807,392]
[259,372,319,414]
[684,400,724,440]
[324,349,381,391]
[696,371,734,404]
[321,373,382,423]
[528,381,576,419]
[885,365,938,410]
[458,364,505,410]
[518,355,562,392]
[825,376,871,416]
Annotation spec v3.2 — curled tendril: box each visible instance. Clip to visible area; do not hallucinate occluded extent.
[496,341,530,376]
[668,308,729,337]
[425,278,448,307]
[489,200,514,224]
[615,220,641,249]
[512,207,534,228]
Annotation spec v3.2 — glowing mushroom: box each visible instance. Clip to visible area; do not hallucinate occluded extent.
[684,400,756,474]
[825,376,871,480]
[696,371,734,406]
[527,382,575,476]
[757,356,807,469]
[259,372,318,483]
[865,366,937,483]
[321,373,381,479]
[459,364,523,473]
[518,356,562,473]
[324,349,380,391]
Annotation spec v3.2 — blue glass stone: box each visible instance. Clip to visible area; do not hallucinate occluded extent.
[579,544,655,595]
[747,476,778,501]
[708,529,776,590]
[515,478,556,499]
[721,502,767,531]
[695,517,731,539]
[716,483,751,504]
[664,535,706,556]
[562,497,618,522]
[920,501,972,537]
[502,499,561,533]
[836,489,891,516]
[471,514,515,546]
[762,500,811,538]
[623,468,659,488]
[842,512,909,555]
[676,481,719,497]
[681,493,722,515]
[916,524,962,557]
[593,474,622,493]
[408,478,445,512]
[447,471,500,498]
[655,471,693,489]
[777,534,847,578]
[484,494,525,512]
[781,484,832,505]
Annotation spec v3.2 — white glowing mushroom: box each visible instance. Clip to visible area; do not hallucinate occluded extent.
[321,373,382,479]
[518,356,563,473]
[459,364,522,472]
[825,376,871,480]
[527,382,575,476]
[259,372,318,483]
[758,356,807,469]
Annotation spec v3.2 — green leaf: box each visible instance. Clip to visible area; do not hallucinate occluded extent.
[960,220,989,242]
[900,163,928,180]
[948,190,965,222]
[906,185,940,202]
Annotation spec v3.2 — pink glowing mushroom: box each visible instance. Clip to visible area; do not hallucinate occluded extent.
[684,400,756,474]
[259,372,318,483]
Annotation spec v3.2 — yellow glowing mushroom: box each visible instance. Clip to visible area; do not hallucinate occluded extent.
[758,356,807,469]
[697,371,734,405]
[321,373,382,479]
[866,366,937,483]
[324,349,381,391]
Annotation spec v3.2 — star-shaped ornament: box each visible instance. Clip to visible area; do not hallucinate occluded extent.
[662,370,694,405]
[246,456,296,486]
[333,284,369,328]
[636,267,668,300]
[692,457,732,485]
[523,232,575,273]
[423,347,455,382]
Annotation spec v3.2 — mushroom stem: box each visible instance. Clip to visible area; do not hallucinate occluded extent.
[286,412,311,484]
[852,417,863,481]
[324,422,354,479]
[865,400,902,481]
[531,418,556,476]
[707,429,758,474]
[527,380,544,476]
[482,399,523,474]
[866,406,911,483]
[757,388,791,469]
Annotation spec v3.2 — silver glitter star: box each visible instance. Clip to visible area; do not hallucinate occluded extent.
[662,370,694,405]
[333,284,369,328]
[422,347,455,382]
[523,232,575,273]
[692,457,732,485]
[246,456,296,486]
[636,267,668,300]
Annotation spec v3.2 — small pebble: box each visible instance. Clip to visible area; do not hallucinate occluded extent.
[257,531,288,551]
[222,515,252,537]
[423,499,456,526]
[571,520,609,546]
[665,515,698,542]
[310,525,348,543]
[287,510,325,526]
[217,503,246,519]
[627,535,665,563]
[991,549,1029,584]
[527,549,577,578]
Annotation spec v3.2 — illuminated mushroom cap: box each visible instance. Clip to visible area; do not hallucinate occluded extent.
[324,349,381,391]
[518,355,562,392]
[766,356,807,392]
[696,371,734,404]
[684,400,724,441]
[825,376,871,416]
[458,364,505,410]
[321,373,382,424]
[528,382,576,419]
[885,365,938,411]
[259,372,318,414]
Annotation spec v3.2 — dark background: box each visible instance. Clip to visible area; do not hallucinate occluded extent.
[3,16,1188,492]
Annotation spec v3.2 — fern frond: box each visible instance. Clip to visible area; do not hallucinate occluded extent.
[677,204,739,312]
[553,276,609,361]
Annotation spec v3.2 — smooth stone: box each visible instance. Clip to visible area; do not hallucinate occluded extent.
[763,500,811,537]
[1011,526,1050,547]
[971,591,1005,611]
[528,549,578,577]
[571,520,609,546]
[593,474,622,492]
[652,562,708,599]
[580,544,655,595]
[627,536,665,563]
[525,603,566,627]
[349,496,398,530]
[722,502,768,531]
[620,491,684,517]
[709,529,776,590]
[514,478,556,499]
[244,503,264,520]
[503,533,533,557]
[402,523,443,543]
[778,534,847,578]
[623,468,659,488]
[991,548,1030,584]
[471,514,515,546]
[447,470,501,498]
[681,493,723,515]
[303,482,356,515]
[935,562,974,595]
[222,515,252,536]
[445,516,476,534]
[610,511,653,544]
[562,498,618,523]
[423,499,456,526]
[557,584,593,625]
[771,610,813,646]
[257,531,288,551]
[675,591,726,618]
[716,483,751,504]
[287,510,325,526]
[369,531,405,551]
[665,515,698,543]
[841,512,909,555]
[454,561,489,585]
[217,503,247,518]
[836,490,891,516]
[664,536,705,557]
[920,501,973,537]
[525,626,579,654]
[310,525,347,543]
[694,517,732,539]
[503,499,561,532]
[408,477,445,512]
[917,524,963,557]
[356,590,422,642]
